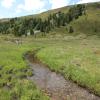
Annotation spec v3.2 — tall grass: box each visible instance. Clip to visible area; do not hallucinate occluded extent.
[36,36,100,95]
[0,36,49,100]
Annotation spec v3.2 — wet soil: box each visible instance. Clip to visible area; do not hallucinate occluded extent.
[25,53,100,100]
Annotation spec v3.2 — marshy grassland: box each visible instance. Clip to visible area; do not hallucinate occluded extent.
[36,36,100,96]
[0,35,100,99]
[0,35,50,100]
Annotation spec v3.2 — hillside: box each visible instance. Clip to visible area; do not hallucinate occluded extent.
[0,2,100,37]
[45,2,100,37]
[70,3,100,36]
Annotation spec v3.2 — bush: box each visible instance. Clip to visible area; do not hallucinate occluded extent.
[68,26,74,33]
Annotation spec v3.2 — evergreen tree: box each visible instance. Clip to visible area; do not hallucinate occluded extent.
[69,26,74,33]
[30,28,34,35]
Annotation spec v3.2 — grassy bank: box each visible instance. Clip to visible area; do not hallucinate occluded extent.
[0,35,100,99]
[0,35,49,100]
[36,36,100,95]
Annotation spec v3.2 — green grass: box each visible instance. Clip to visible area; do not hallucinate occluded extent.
[0,34,100,99]
[0,35,49,100]
[36,36,100,95]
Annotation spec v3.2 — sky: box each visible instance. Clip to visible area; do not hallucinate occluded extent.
[0,0,100,19]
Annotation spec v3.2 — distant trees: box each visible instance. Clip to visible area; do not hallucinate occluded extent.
[0,4,86,36]
[68,4,85,20]
[30,28,34,35]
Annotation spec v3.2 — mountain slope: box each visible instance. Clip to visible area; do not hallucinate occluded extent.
[70,3,100,36]
[0,2,100,37]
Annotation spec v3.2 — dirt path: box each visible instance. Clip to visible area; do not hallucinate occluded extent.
[25,53,100,100]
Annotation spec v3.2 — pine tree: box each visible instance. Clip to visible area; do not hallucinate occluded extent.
[69,26,74,33]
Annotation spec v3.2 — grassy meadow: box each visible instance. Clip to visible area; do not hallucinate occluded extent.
[0,34,100,100]
[36,36,100,95]
[0,35,50,100]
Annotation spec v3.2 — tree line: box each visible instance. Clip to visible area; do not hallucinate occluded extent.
[0,4,85,36]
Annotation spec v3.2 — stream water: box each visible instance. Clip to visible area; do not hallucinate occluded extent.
[25,53,100,100]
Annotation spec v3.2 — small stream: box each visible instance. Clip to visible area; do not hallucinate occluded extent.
[25,53,100,100]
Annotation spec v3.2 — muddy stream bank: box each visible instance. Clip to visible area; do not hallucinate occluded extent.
[25,52,100,100]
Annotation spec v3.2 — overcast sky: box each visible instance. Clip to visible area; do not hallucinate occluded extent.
[0,0,100,18]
